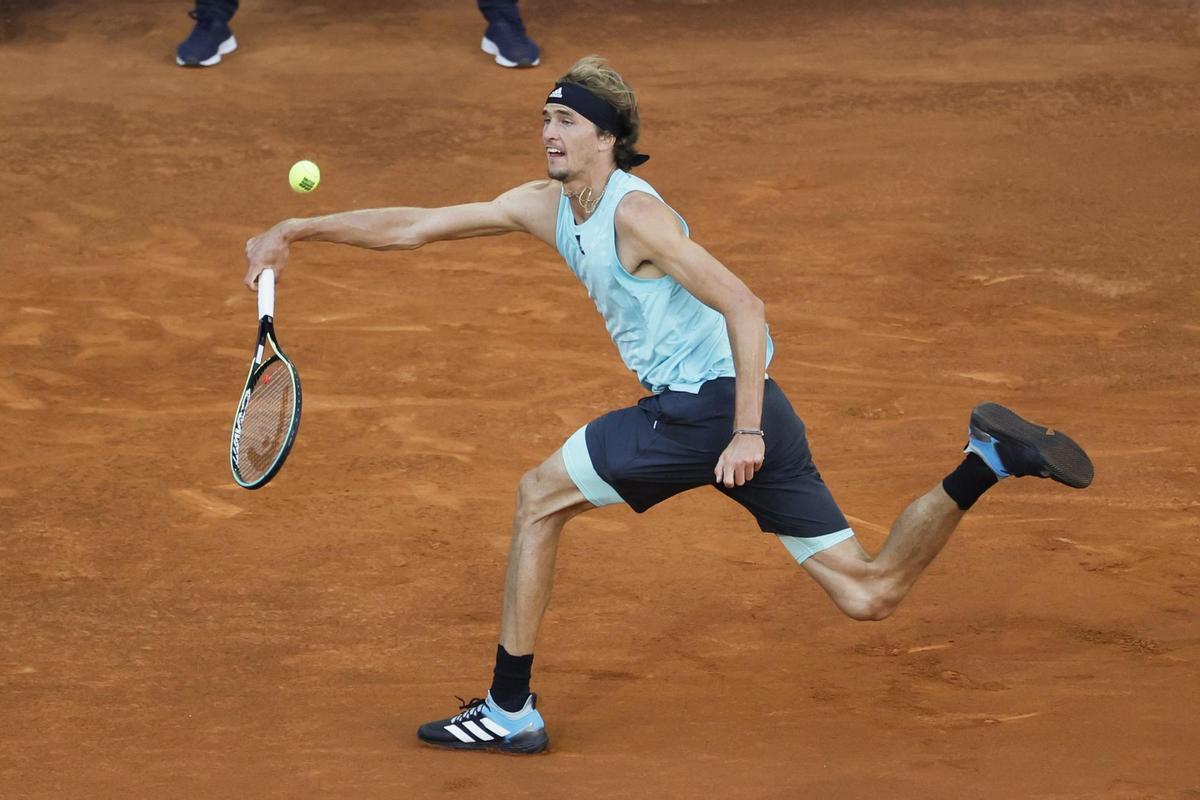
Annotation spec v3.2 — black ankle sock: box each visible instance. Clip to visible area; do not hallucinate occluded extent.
[941,453,999,510]
[489,644,533,712]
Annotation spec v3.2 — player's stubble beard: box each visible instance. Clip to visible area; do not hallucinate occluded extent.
[548,147,582,183]
[547,160,570,182]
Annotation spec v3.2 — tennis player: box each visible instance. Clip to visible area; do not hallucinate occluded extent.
[243,55,1094,754]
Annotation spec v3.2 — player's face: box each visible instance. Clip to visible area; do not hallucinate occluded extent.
[542,104,601,181]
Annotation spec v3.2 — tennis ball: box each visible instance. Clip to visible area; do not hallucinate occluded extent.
[288,160,321,193]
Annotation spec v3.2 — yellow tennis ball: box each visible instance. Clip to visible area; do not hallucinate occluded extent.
[288,160,321,193]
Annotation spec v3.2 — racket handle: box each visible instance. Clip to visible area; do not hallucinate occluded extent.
[257,268,276,320]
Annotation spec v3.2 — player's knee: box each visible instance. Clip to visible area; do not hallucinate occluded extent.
[514,470,539,522]
[844,598,896,622]
[837,582,898,622]
[515,467,557,527]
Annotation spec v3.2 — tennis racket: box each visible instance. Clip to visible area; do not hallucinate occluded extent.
[229,268,302,489]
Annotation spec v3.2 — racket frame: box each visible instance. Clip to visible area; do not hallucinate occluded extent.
[229,269,303,489]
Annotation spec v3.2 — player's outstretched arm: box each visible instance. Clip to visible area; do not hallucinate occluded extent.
[615,191,768,488]
[243,180,559,290]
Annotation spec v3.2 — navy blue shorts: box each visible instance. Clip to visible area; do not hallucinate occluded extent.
[561,378,851,542]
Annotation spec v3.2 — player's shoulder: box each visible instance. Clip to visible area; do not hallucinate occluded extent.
[493,178,557,217]
[614,189,677,236]
[615,189,667,216]
[499,178,560,201]
[496,179,560,213]
[492,179,561,244]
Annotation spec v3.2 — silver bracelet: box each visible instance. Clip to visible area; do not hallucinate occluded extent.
[733,428,765,438]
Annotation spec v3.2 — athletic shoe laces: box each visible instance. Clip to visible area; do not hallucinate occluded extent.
[451,696,487,722]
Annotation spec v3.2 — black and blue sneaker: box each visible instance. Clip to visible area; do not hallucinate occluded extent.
[965,402,1094,488]
[176,9,237,67]
[418,692,549,754]
[479,1,540,68]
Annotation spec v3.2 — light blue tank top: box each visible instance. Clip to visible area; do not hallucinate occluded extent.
[554,169,773,394]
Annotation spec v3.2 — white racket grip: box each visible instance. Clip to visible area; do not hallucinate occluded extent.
[257,268,276,320]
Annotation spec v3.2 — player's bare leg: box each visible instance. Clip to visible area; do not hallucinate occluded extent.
[802,402,1094,621]
[500,451,594,654]
[418,450,592,753]
[802,485,964,620]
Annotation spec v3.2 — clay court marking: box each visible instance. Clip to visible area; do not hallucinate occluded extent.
[0,379,45,411]
[2,320,49,346]
[844,514,888,535]
[24,210,81,238]
[170,488,245,519]
[956,371,1023,387]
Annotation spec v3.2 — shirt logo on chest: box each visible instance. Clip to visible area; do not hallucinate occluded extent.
[575,234,586,255]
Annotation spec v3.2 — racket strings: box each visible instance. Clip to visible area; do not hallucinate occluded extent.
[237,359,295,481]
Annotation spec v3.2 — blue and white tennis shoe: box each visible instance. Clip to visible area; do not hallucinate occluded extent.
[965,402,1094,488]
[418,693,549,754]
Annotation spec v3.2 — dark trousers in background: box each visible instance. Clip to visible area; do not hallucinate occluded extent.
[196,0,238,21]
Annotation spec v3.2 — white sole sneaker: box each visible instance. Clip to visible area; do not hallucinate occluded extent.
[481,36,539,68]
[176,34,238,67]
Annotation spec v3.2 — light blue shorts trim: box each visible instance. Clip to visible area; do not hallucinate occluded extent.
[777,527,856,565]
[562,425,624,507]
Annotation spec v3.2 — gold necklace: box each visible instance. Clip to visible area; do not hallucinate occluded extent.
[572,170,615,216]
[575,184,604,215]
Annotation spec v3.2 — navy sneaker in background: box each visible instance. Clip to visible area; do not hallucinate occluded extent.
[479,1,540,68]
[176,10,237,67]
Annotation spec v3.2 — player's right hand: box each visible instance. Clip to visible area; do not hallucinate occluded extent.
[244,224,290,290]
[714,433,765,488]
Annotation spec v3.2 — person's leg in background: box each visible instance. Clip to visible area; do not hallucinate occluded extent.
[477,0,540,68]
[176,0,239,67]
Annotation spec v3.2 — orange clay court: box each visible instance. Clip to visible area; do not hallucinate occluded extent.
[2,1,1198,797]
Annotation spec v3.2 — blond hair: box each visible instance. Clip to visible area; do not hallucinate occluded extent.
[558,55,644,171]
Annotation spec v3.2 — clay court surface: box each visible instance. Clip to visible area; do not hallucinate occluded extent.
[2,0,1199,797]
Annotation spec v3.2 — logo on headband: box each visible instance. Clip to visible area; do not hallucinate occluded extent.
[548,87,563,99]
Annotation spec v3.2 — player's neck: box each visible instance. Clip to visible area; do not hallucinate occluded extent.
[565,165,617,219]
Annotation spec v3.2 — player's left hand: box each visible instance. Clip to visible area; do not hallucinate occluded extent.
[715,434,765,488]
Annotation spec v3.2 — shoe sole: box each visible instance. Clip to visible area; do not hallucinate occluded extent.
[177,34,237,67]
[481,36,539,68]
[970,402,1094,489]
[418,729,549,755]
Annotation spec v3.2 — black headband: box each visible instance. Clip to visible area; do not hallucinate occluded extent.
[545,82,650,166]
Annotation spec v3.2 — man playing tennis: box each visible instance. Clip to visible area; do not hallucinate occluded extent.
[243,55,1093,754]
